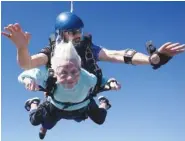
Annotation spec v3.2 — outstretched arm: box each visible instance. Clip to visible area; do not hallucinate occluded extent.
[98,48,150,65]
[2,23,48,69]
[98,42,185,66]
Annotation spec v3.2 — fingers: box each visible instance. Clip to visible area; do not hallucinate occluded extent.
[14,23,21,31]
[3,23,25,39]
[104,78,118,90]
[170,44,185,51]
[34,84,40,91]
[5,24,14,33]
[177,48,185,52]
[165,43,185,56]
[30,82,35,91]
[158,42,185,56]
[4,23,22,32]
[25,83,31,90]
[170,48,185,56]
[110,82,117,90]
[2,23,31,48]
[107,78,116,83]
[25,81,38,91]
[165,43,180,50]
[104,84,110,90]
[158,42,172,52]
[110,81,121,90]
[116,82,121,89]
[107,78,121,90]
[25,32,31,42]
[1,32,12,38]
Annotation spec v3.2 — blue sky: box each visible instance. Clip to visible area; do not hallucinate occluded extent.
[1,1,185,141]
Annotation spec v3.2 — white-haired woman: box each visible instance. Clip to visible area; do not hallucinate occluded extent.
[18,41,121,139]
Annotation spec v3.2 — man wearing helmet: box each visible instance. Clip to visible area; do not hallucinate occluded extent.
[2,12,122,94]
[2,11,184,72]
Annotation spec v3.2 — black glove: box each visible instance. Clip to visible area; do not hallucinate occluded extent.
[146,41,173,70]
[149,52,172,69]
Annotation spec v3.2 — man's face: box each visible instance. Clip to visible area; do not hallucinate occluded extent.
[55,61,80,89]
[63,29,82,45]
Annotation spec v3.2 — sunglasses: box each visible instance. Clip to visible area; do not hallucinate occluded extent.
[64,29,83,35]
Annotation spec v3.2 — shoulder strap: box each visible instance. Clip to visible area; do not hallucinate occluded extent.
[39,68,57,97]
[82,34,103,96]
[49,33,56,58]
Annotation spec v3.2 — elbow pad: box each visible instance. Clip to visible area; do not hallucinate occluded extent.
[123,49,137,64]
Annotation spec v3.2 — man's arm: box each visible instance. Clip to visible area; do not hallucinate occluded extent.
[98,48,150,65]
[91,43,150,65]
[17,48,48,70]
[98,42,185,66]
[2,23,49,70]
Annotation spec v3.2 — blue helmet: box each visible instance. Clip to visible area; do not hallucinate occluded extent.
[55,12,84,32]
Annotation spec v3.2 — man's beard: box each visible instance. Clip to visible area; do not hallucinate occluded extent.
[72,37,81,46]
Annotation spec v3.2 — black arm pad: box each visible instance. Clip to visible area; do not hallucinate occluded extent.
[123,49,137,64]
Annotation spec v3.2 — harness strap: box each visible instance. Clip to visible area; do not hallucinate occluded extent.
[82,35,103,95]
[39,85,93,110]
[45,34,112,109]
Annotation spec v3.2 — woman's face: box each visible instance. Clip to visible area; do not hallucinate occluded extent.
[55,61,80,89]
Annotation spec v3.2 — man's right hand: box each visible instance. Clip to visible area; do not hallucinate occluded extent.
[2,23,31,49]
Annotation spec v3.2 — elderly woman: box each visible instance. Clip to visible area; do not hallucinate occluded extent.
[18,41,121,139]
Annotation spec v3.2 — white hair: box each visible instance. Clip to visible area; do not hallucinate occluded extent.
[51,41,81,70]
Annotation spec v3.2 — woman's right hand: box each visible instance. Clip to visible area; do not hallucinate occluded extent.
[1,23,31,49]
[23,78,39,91]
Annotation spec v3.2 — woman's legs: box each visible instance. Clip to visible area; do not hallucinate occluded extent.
[87,96,111,125]
[25,97,62,139]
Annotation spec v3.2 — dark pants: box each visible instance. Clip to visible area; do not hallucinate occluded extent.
[29,99,107,130]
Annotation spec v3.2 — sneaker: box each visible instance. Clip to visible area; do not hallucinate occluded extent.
[98,96,112,110]
[24,97,40,111]
[39,126,47,140]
